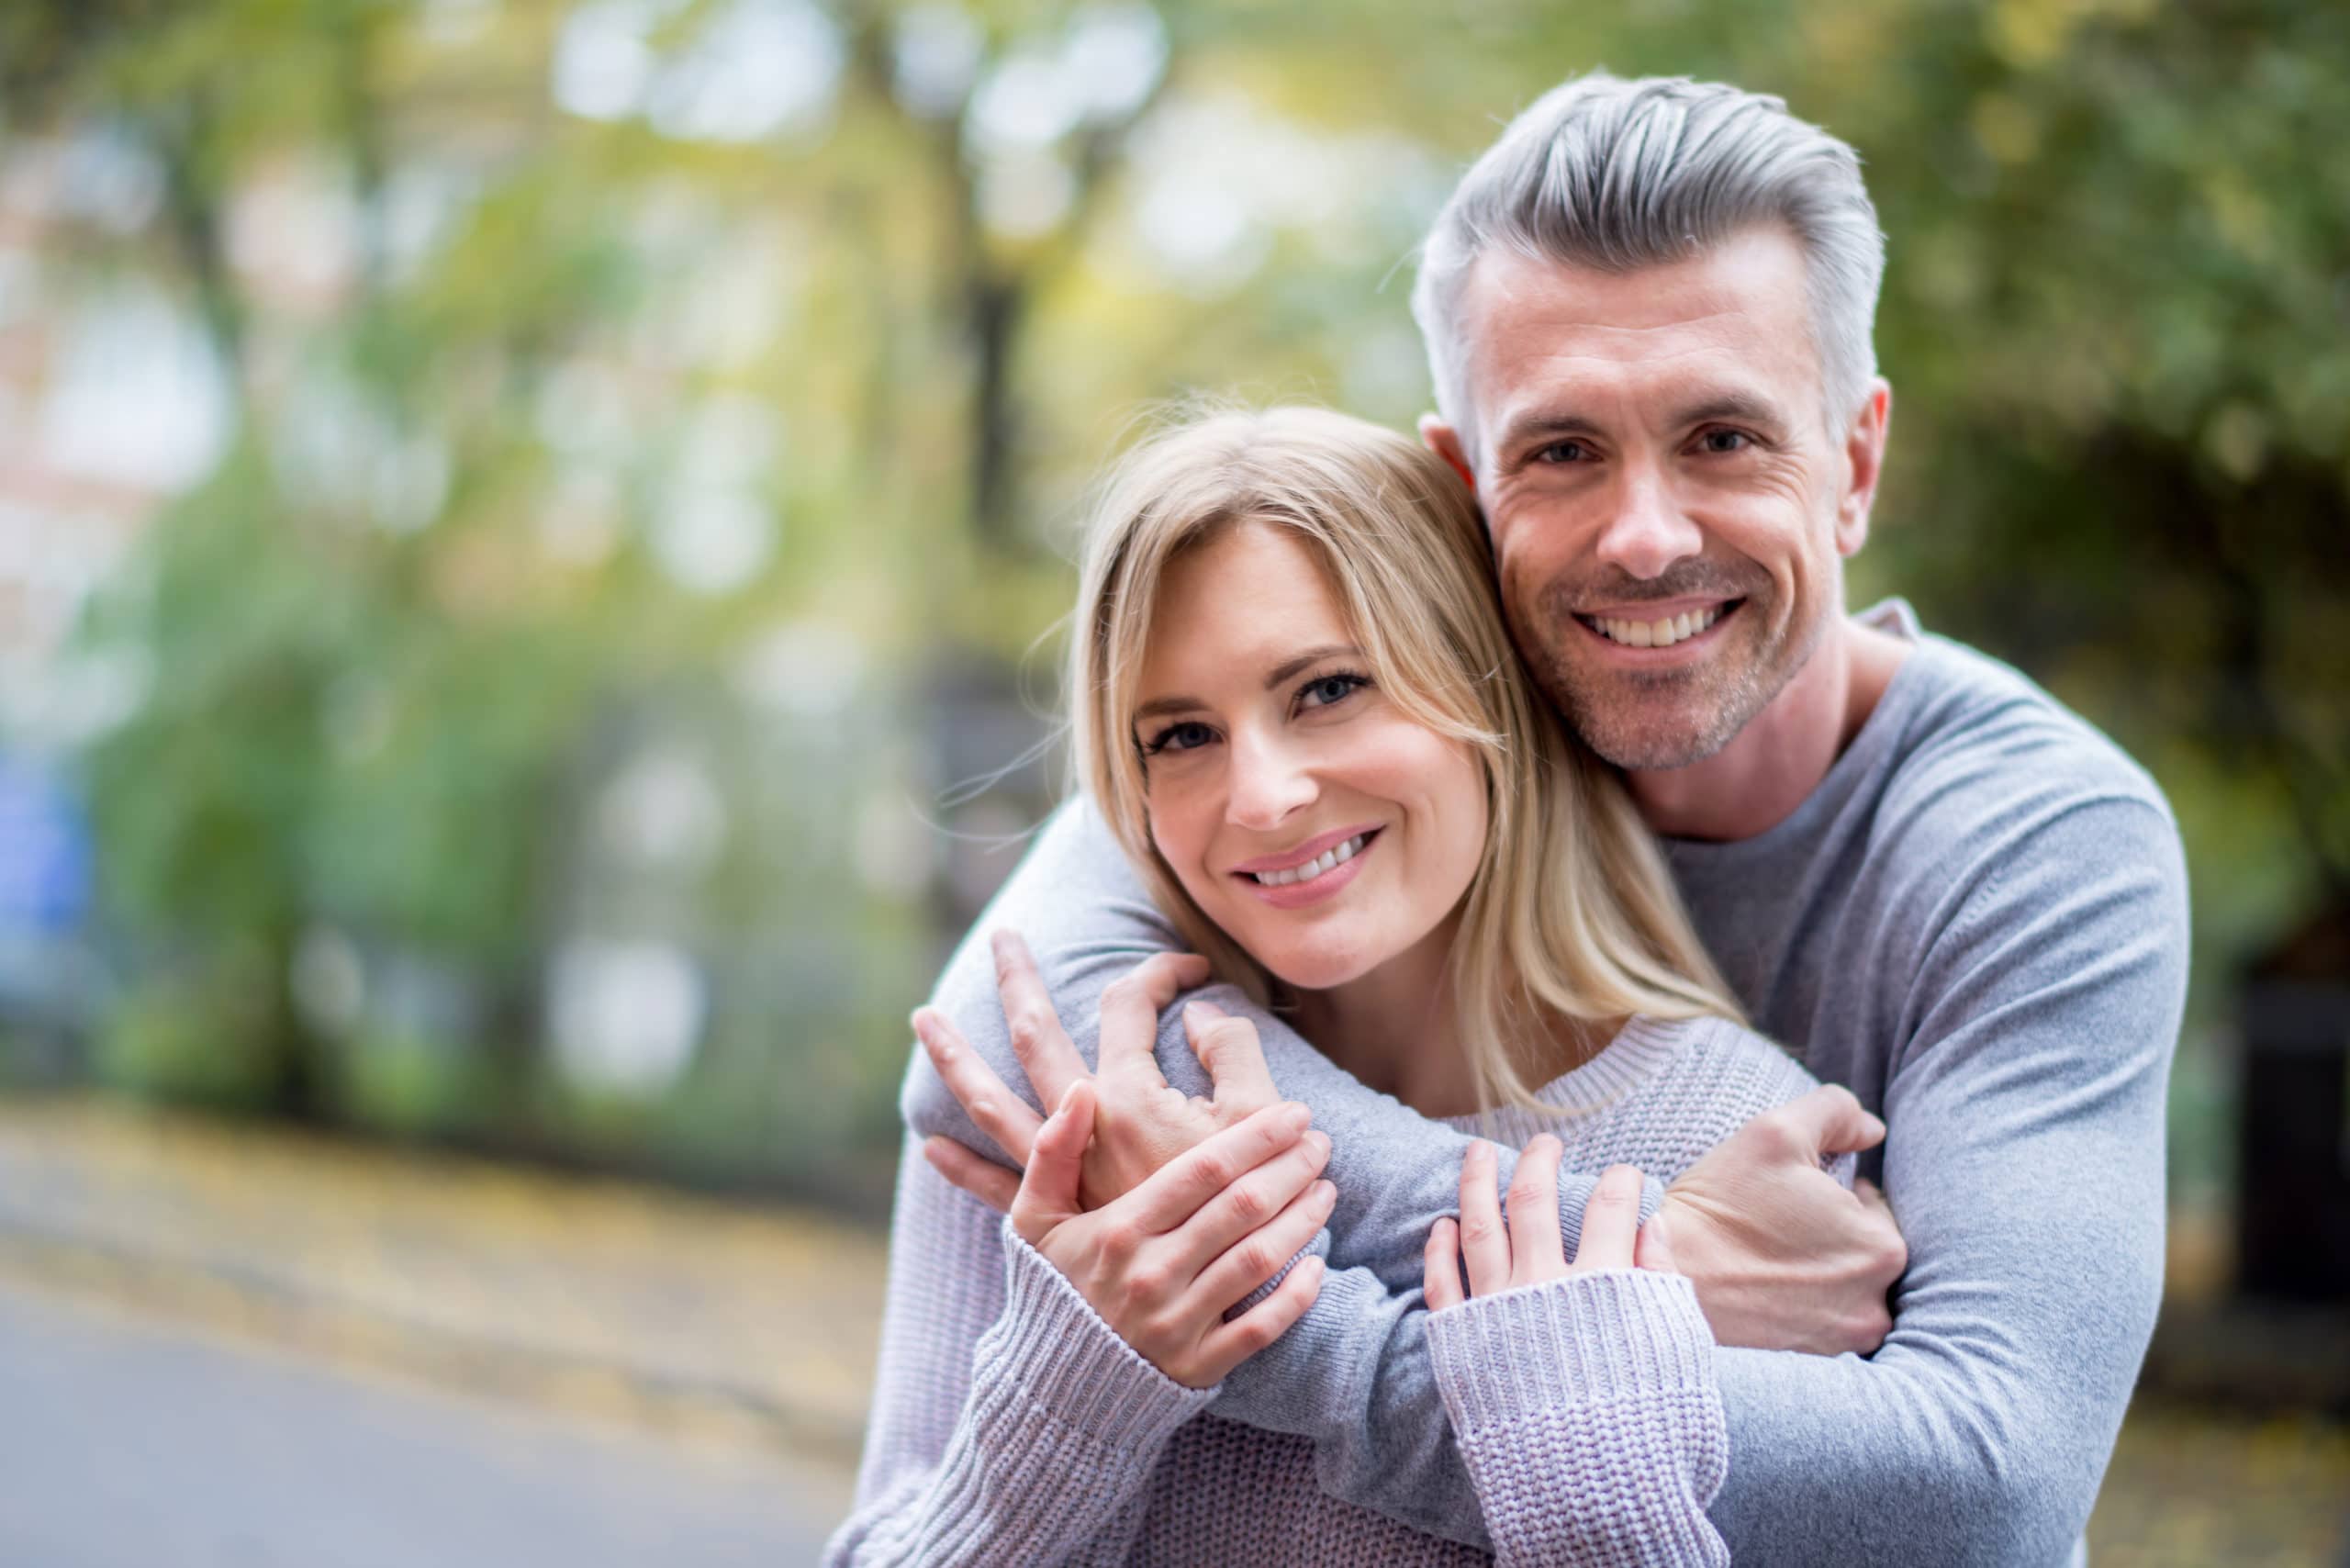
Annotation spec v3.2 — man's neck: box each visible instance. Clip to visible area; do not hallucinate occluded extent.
[1628,614,1908,843]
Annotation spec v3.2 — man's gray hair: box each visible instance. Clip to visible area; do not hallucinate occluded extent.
[1411,72,1886,455]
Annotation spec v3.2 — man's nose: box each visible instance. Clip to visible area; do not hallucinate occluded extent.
[1226,727,1317,830]
[1593,463,1704,580]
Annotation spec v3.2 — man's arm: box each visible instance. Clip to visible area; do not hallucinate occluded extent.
[1697,794,2186,1561]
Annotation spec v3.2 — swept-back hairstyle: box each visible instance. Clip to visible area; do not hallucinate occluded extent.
[1069,405,1742,1115]
[1411,71,1885,454]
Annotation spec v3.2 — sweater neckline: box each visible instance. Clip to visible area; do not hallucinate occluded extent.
[1437,1014,1708,1131]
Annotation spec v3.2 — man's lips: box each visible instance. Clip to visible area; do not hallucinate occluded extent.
[1573,597,1743,651]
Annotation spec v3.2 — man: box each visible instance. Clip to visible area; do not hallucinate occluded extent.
[897,73,2188,1563]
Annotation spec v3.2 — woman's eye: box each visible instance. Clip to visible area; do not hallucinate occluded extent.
[1697,428,1751,454]
[1145,721,1214,755]
[1299,674,1367,711]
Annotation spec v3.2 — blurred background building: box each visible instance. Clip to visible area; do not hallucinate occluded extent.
[0,0,2343,1562]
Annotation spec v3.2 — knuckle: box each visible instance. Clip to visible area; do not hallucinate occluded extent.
[1123,1263,1170,1306]
[1231,1239,1275,1281]
[1225,1182,1269,1224]
[1458,1214,1497,1247]
[1191,1154,1235,1191]
[1505,1178,1548,1210]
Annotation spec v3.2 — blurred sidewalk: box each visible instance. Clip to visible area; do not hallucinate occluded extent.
[0,1095,884,1467]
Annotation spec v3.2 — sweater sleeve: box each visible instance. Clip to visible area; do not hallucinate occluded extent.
[1427,1271,1729,1568]
[824,1138,1215,1567]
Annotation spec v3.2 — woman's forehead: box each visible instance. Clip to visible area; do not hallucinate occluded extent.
[1135,524,1353,700]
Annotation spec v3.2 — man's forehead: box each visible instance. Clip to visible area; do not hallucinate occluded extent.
[1456,230,1819,409]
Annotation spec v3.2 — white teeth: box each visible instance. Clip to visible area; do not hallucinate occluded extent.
[1252,834,1367,887]
[1590,606,1723,648]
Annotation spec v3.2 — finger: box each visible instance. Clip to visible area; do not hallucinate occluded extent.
[1505,1135,1567,1288]
[914,1006,1043,1167]
[923,1136,1019,1215]
[1125,1102,1311,1232]
[1182,1000,1280,1112]
[1774,1084,1886,1159]
[1570,1163,1644,1273]
[1634,1204,1678,1274]
[990,930,1092,1112]
[1169,1127,1330,1270]
[1096,952,1208,1090]
[1424,1218,1465,1311]
[1192,1254,1324,1386]
[1008,1081,1097,1239]
[1191,1174,1337,1314]
[1457,1142,1510,1296]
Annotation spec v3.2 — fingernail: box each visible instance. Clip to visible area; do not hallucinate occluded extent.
[1304,1129,1331,1158]
[1312,1179,1336,1205]
[1281,1103,1312,1134]
[1187,999,1225,1021]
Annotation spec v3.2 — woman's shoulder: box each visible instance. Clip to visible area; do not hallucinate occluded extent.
[1506,1014,1837,1184]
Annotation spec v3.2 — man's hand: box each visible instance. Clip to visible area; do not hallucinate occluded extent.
[1647,1085,1906,1355]
[914,930,1285,1212]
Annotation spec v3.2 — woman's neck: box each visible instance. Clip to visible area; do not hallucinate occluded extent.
[1287,917,1626,1120]
[1289,913,1485,1117]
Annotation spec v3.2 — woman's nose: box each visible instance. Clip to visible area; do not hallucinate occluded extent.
[1225,728,1317,830]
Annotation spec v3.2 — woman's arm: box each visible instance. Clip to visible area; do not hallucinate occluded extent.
[823,1139,1214,1566]
[1420,1144,1729,1568]
[832,975,1331,1567]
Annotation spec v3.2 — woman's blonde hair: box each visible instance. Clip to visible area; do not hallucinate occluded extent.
[1069,404,1744,1114]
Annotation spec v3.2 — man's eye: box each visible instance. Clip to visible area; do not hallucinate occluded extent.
[1299,673,1368,711]
[1144,721,1214,755]
[1536,439,1591,464]
[1697,429,1751,454]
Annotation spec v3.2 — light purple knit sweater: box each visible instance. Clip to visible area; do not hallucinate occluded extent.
[827,1014,1833,1566]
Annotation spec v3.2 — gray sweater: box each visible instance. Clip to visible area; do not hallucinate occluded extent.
[897,603,2190,1564]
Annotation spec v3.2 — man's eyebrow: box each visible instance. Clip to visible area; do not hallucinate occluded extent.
[1494,410,1606,457]
[1129,644,1361,725]
[1673,391,1785,430]
[1494,394,1787,459]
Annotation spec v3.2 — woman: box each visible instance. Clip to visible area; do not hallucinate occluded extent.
[826,407,1862,1565]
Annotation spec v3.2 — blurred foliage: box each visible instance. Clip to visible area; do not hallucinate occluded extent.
[0,0,2340,1205]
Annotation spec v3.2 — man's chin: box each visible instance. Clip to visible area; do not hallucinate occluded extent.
[1574,711,1744,773]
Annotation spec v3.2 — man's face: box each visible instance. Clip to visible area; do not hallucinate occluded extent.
[1438,226,1884,771]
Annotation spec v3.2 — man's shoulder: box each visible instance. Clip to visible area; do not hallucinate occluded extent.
[1867,629,2176,860]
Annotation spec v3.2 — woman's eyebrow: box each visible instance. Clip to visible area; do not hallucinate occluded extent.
[1130,645,1360,724]
[1264,644,1360,689]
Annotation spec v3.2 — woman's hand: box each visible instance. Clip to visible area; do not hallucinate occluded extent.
[1423,1137,1674,1308]
[915,930,1286,1212]
[1006,1077,1332,1387]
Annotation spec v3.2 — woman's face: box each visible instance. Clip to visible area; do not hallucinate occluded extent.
[1133,521,1489,995]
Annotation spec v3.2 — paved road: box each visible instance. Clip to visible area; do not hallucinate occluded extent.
[0,1279,854,1567]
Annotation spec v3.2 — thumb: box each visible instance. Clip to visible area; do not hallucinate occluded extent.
[1778,1084,1886,1159]
[1635,1206,1678,1275]
[1013,1080,1097,1229]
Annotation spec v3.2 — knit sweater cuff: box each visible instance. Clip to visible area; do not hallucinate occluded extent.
[1426,1268,1716,1433]
[1426,1269,1729,1567]
[985,1220,1219,1449]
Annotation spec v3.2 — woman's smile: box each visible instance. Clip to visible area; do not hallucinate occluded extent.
[1235,825,1383,908]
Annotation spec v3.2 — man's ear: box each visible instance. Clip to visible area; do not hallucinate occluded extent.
[1419,414,1477,496]
[1833,379,1892,556]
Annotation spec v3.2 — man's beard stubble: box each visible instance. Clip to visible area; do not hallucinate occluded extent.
[1514,563,1822,774]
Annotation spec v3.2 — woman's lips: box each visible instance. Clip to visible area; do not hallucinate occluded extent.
[1236,828,1380,910]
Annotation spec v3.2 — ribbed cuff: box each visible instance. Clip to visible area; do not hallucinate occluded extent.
[1426,1268,1715,1434]
[985,1221,1219,1447]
